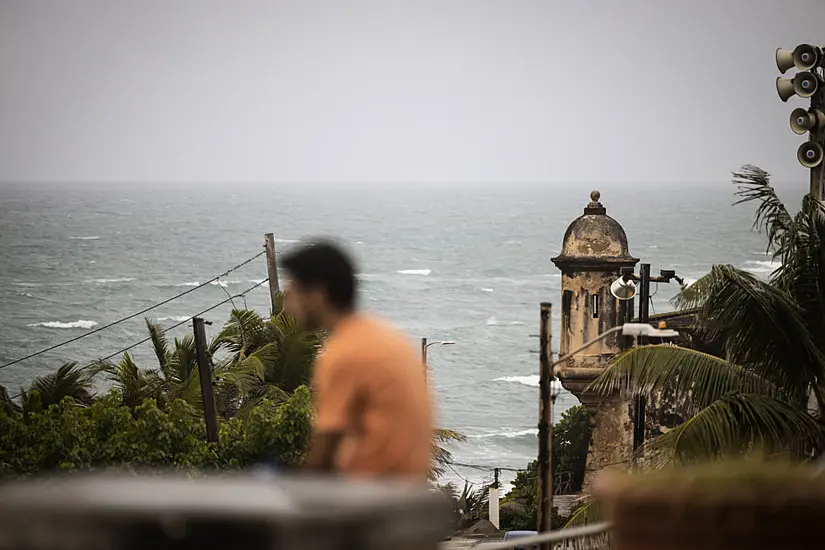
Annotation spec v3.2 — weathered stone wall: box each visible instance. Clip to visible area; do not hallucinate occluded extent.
[581,394,634,490]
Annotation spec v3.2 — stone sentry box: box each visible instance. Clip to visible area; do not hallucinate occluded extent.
[551,191,639,489]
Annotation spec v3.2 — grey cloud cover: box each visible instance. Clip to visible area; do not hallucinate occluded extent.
[0,0,823,185]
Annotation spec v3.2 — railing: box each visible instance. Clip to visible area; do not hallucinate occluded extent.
[465,523,611,550]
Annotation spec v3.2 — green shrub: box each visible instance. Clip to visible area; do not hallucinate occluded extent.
[0,386,312,479]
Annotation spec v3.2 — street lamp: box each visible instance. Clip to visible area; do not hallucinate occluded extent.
[609,263,688,451]
[420,338,455,366]
[550,322,679,379]
[537,318,678,541]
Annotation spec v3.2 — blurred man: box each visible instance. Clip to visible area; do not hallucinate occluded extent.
[281,240,433,481]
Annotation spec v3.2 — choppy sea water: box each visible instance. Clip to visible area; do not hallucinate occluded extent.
[0,181,793,490]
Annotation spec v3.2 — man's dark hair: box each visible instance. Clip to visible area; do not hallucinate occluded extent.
[280,240,358,311]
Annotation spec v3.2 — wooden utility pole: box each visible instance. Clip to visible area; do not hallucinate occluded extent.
[421,337,428,365]
[632,264,651,452]
[193,317,219,443]
[537,302,554,544]
[264,233,281,314]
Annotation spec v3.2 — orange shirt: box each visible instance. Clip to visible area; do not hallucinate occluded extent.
[311,313,434,480]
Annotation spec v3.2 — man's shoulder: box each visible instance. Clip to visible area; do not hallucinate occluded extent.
[332,313,415,355]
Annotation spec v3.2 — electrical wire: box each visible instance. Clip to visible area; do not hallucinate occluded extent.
[7,278,269,401]
[0,250,266,372]
[447,463,492,487]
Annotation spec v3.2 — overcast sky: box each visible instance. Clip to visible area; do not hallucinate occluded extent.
[1,0,823,185]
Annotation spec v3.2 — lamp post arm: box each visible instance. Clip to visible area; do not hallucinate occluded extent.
[548,325,624,373]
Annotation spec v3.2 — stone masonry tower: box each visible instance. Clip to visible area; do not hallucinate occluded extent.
[551,191,639,488]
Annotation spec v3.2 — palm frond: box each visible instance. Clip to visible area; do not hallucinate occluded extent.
[732,165,792,257]
[213,309,268,358]
[145,318,171,375]
[640,393,825,469]
[672,264,822,400]
[772,197,825,361]
[563,496,603,528]
[219,352,269,396]
[589,345,786,415]
[430,428,467,479]
[265,313,322,392]
[434,428,467,444]
[27,362,95,407]
[671,269,718,310]
[233,384,291,417]
[94,352,165,408]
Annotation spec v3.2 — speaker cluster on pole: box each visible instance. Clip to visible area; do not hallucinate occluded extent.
[776,44,825,168]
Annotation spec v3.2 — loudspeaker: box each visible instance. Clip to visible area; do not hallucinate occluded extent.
[776,48,796,74]
[610,278,637,301]
[793,44,824,71]
[776,77,796,102]
[794,71,821,98]
[790,108,825,135]
[797,141,824,168]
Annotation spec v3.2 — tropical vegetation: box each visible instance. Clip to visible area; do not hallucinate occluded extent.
[498,405,590,530]
[0,304,463,479]
[436,405,591,531]
[590,165,825,468]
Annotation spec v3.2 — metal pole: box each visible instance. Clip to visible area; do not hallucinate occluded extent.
[193,317,219,443]
[811,90,824,200]
[633,264,651,451]
[264,233,281,314]
[537,302,553,544]
[421,337,428,382]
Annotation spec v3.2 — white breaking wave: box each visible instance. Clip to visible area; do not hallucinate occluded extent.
[86,278,135,284]
[156,316,190,323]
[177,280,242,288]
[212,280,241,288]
[70,236,101,241]
[397,269,432,276]
[276,238,299,244]
[469,429,537,440]
[28,320,98,329]
[481,288,495,293]
[494,375,564,391]
[486,316,525,326]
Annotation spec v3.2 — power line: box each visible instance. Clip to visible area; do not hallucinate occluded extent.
[0,250,266,372]
[7,278,269,401]
[453,462,522,473]
[446,463,492,487]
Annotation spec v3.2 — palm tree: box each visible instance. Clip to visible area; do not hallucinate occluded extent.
[146,318,215,408]
[21,362,95,408]
[211,309,323,416]
[589,165,825,468]
[92,351,166,409]
[431,428,466,480]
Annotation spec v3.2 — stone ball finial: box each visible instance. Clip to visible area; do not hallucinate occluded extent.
[590,190,601,202]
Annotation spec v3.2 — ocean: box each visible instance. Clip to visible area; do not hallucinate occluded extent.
[0,180,790,490]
